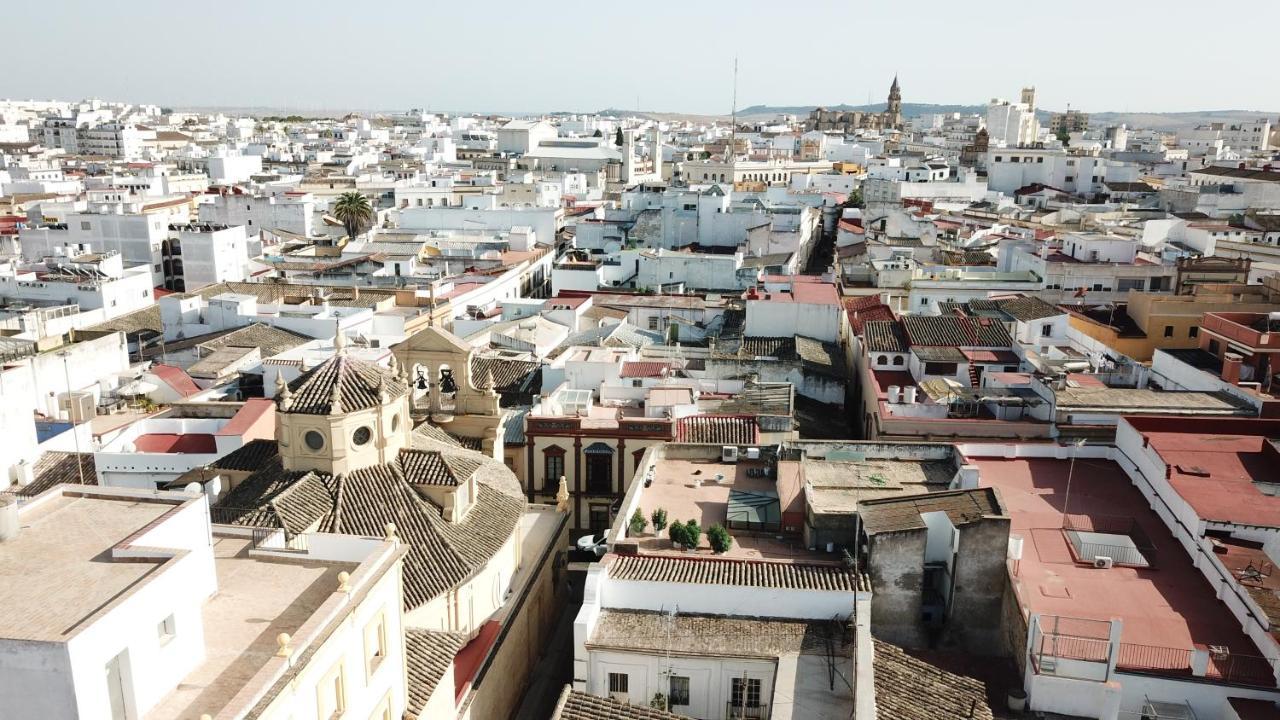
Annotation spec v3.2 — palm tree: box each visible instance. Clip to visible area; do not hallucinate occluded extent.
[332,191,373,242]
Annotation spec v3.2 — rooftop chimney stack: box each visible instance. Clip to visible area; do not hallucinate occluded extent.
[1222,352,1243,385]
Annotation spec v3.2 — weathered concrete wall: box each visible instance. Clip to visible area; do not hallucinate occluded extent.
[868,529,928,648]
[944,517,1011,655]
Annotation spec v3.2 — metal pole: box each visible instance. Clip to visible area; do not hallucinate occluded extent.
[1061,438,1087,527]
[59,351,87,485]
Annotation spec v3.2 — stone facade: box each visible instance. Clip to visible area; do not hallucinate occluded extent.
[804,77,904,134]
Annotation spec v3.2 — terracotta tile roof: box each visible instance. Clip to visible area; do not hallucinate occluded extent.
[606,554,862,591]
[13,452,96,498]
[994,296,1061,322]
[587,609,838,658]
[676,415,759,444]
[283,354,409,415]
[901,315,1011,347]
[398,448,482,487]
[858,488,1005,535]
[211,427,525,610]
[863,320,909,353]
[553,686,692,720]
[210,439,279,471]
[470,356,542,401]
[872,641,994,719]
[620,361,675,379]
[405,628,467,716]
[196,323,312,358]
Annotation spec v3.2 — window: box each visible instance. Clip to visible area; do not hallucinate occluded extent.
[391,414,400,432]
[369,693,393,720]
[648,316,660,331]
[589,506,611,532]
[364,612,387,678]
[1040,323,1053,337]
[1208,339,1220,355]
[316,663,346,719]
[608,672,629,701]
[919,297,928,306]
[1163,325,1174,338]
[669,676,690,706]
[1189,326,1198,338]
[544,448,565,491]
[352,426,373,446]
[731,677,762,709]
[80,221,91,231]
[892,356,904,366]
[305,430,326,451]
[157,614,176,645]
[924,362,958,376]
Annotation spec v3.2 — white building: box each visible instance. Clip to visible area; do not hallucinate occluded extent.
[0,484,407,720]
[986,88,1039,148]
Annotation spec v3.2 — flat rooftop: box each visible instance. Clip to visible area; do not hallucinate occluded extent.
[1142,425,1280,528]
[0,492,176,642]
[634,459,822,562]
[804,458,955,513]
[149,534,356,718]
[975,457,1261,656]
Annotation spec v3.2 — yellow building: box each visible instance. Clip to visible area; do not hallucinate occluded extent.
[1066,283,1280,362]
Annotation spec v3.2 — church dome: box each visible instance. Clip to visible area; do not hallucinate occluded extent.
[282,354,408,415]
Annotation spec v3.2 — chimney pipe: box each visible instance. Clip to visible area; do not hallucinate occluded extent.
[1222,352,1243,385]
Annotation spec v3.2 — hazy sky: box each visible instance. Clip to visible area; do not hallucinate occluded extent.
[4,0,1277,115]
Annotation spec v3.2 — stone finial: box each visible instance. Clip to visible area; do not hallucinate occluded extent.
[384,522,399,542]
[333,322,346,355]
[337,571,351,592]
[555,476,570,513]
[388,354,399,377]
[329,375,343,415]
[378,374,389,403]
[275,632,292,658]
[487,368,498,396]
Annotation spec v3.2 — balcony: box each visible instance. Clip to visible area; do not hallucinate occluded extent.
[726,702,767,719]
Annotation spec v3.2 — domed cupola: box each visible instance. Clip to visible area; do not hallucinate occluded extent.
[276,333,412,474]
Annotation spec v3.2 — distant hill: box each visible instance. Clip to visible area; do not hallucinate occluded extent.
[737,102,987,118]
[734,103,1278,131]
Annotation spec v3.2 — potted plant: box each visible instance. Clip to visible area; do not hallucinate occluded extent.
[668,521,689,550]
[683,519,702,550]
[651,508,668,532]
[629,509,648,536]
[707,524,733,554]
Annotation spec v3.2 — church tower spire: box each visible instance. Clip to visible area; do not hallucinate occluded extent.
[886,75,903,129]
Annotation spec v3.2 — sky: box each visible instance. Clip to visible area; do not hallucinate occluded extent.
[4,0,1278,116]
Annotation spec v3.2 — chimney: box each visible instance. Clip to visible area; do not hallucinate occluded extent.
[1222,352,1243,385]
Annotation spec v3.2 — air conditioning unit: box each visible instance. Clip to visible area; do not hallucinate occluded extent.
[1093,556,1115,569]
[721,446,739,463]
[745,447,761,460]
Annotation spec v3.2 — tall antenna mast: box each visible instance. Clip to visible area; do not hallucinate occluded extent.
[729,56,739,165]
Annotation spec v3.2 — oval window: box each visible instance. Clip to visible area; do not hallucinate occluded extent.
[391,414,401,432]
[304,430,325,450]
[353,426,372,446]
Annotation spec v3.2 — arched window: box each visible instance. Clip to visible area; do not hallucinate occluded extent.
[877,355,888,366]
[893,356,905,366]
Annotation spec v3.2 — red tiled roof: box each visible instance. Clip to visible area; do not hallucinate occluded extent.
[962,349,1020,364]
[676,415,759,444]
[620,361,674,379]
[149,364,201,397]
